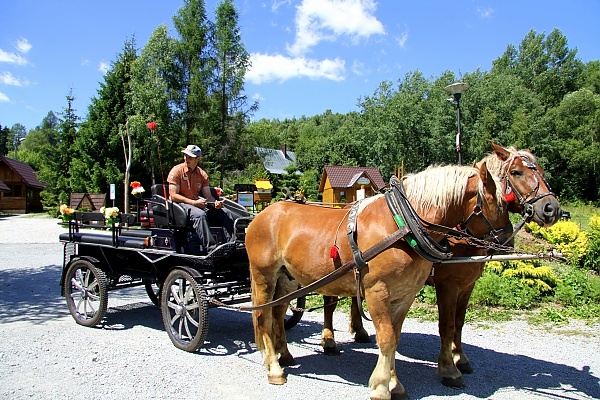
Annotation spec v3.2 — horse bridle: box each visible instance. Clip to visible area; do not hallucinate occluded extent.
[458,190,513,244]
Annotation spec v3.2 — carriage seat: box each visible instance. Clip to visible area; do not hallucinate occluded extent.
[150,183,190,228]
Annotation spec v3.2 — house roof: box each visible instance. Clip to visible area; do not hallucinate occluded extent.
[0,156,46,189]
[69,193,106,210]
[319,165,386,192]
[0,180,10,192]
[255,146,297,175]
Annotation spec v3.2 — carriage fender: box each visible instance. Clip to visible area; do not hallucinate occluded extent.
[165,265,204,281]
[59,255,102,296]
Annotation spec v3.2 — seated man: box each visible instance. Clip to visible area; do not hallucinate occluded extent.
[167,144,234,253]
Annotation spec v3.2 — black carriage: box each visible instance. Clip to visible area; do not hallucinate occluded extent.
[59,184,305,352]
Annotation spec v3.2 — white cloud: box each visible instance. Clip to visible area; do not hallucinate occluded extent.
[0,91,9,102]
[247,52,345,84]
[81,58,90,66]
[352,60,369,76]
[0,72,27,86]
[15,38,32,54]
[477,7,494,18]
[98,61,109,74]
[252,92,265,101]
[271,0,292,12]
[287,0,385,57]
[395,26,409,48]
[0,49,28,65]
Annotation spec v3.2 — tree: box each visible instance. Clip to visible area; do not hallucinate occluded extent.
[172,0,213,146]
[210,0,257,187]
[0,124,9,156]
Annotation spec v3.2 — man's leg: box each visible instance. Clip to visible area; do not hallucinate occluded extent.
[207,208,234,241]
[180,204,215,249]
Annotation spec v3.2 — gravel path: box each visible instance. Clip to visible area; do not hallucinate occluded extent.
[0,214,599,400]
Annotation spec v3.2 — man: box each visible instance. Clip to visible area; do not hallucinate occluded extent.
[167,144,234,253]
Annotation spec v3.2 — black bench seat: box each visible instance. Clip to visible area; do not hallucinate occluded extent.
[59,232,147,249]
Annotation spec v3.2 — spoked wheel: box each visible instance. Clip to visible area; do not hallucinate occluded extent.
[64,260,108,327]
[161,269,209,352]
[284,294,305,330]
[144,280,161,306]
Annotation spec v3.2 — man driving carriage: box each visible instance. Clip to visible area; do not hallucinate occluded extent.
[167,144,234,253]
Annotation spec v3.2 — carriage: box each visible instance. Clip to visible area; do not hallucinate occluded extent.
[58,183,304,352]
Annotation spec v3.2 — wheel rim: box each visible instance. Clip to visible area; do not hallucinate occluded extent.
[161,270,208,351]
[65,261,107,326]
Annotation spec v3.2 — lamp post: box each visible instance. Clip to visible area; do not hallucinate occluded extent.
[445,82,469,165]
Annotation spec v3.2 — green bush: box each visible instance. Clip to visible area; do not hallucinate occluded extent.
[553,268,600,307]
[470,271,542,309]
[582,214,600,273]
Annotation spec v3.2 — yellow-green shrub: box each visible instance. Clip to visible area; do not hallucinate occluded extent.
[486,260,559,293]
[527,220,588,263]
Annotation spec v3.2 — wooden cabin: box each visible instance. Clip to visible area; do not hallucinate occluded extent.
[0,156,46,213]
[69,193,106,211]
[318,166,386,207]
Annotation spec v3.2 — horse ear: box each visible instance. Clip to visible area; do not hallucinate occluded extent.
[490,140,510,162]
[479,161,497,195]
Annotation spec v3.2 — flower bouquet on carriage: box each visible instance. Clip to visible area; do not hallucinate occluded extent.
[100,206,120,225]
[59,204,75,223]
[130,181,145,199]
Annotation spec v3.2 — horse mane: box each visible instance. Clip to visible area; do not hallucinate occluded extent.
[403,165,482,216]
[480,146,537,178]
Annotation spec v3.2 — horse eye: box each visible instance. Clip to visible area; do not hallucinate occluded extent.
[510,170,523,177]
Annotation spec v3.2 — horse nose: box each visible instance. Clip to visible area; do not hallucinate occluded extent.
[544,201,561,224]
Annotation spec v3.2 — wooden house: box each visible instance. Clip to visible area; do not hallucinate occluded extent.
[0,156,46,213]
[69,193,106,211]
[318,165,386,207]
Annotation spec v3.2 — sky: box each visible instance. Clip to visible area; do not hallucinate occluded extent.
[1,0,599,132]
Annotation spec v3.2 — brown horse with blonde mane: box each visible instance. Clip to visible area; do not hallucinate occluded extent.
[319,142,562,388]
[246,162,509,400]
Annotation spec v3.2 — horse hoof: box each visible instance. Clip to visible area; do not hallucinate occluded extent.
[323,346,341,356]
[457,362,473,374]
[441,376,465,388]
[354,331,371,343]
[268,374,287,385]
[279,353,296,367]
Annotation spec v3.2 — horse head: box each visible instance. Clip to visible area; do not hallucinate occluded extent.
[485,142,562,227]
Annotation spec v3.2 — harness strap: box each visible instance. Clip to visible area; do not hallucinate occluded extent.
[387,176,453,263]
[238,226,410,312]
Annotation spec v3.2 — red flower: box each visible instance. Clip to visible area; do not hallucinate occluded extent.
[147,121,157,131]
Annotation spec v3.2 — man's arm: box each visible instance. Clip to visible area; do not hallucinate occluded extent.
[200,185,224,209]
[170,183,208,209]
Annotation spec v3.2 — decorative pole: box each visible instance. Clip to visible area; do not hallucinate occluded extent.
[445,82,469,165]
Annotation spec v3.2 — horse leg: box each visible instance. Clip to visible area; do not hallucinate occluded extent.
[274,273,297,366]
[350,297,371,343]
[251,269,286,385]
[366,288,407,400]
[322,295,340,355]
[434,281,465,388]
[453,283,477,374]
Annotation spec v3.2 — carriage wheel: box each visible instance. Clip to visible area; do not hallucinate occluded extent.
[284,294,305,330]
[161,269,209,352]
[144,280,161,306]
[64,260,108,327]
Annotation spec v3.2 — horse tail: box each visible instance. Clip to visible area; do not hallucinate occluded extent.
[251,266,266,352]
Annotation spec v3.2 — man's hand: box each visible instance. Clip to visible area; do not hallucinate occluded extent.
[214,199,224,209]
[193,198,208,209]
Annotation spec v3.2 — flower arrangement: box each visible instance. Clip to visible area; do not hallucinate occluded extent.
[100,206,120,225]
[130,181,145,198]
[59,204,75,222]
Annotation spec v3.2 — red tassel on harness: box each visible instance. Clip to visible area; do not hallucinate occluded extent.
[504,187,515,203]
[329,245,339,260]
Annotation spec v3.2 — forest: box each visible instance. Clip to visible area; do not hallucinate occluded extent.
[1,0,599,212]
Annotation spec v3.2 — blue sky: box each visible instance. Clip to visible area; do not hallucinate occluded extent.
[1,0,599,132]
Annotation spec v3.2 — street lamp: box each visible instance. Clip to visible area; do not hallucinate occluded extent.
[445,82,469,165]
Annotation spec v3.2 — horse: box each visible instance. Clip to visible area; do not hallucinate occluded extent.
[319,142,562,388]
[246,162,509,400]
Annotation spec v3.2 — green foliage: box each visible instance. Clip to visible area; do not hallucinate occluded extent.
[582,214,600,273]
[414,284,437,305]
[553,267,600,307]
[527,220,589,265]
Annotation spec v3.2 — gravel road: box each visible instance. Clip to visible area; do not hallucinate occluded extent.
[0,214,599,400]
